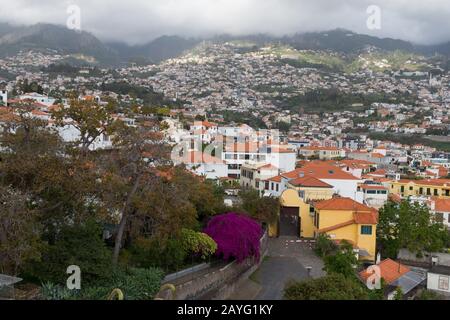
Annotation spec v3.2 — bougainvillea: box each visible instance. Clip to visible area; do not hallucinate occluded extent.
[204,213,263,263]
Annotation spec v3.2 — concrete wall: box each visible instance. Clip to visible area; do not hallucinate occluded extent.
[398,249,450,267]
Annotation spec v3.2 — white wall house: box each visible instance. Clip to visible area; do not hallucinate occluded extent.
[19,93,56,107]
[55,124,113,151]
[0,90,7,106]
[427,266,450,296]
[173,151,228,180]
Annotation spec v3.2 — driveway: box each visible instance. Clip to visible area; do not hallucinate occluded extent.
[228,236,325,300]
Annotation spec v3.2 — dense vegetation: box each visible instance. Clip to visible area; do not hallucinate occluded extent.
[275,88,417,113]
[377,201,449,259]
[0,100,234,299]
[369,132,450,152]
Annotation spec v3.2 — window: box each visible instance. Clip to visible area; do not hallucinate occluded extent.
[419,187,423,195]
[366,190,377,194]
[446,190,450,196]
[409,186,413,191]
[265,181,269,190]
[427,188,431,196]
[401,186,405,193]
[255,181,259,189]
[438,276,449,291]
[361,226,373,235]
[276,184,279,192]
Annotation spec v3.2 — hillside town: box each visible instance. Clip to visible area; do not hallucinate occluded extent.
[1,40,450,301]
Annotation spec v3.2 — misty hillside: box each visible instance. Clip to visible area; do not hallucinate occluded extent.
[0,23,119,65]
[0,23,450,67]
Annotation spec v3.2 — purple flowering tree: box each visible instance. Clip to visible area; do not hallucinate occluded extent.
[204,213,263,263]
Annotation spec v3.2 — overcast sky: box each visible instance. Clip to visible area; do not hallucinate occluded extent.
[0,0,449,45]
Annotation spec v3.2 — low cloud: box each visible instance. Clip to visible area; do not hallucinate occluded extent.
[0,0,449,45]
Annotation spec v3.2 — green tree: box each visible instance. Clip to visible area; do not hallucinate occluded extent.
[30,220,112,285]
[377,201,449,258]
[393,287,403,300]
[52,99,119,153]
[0,187,42,275]
[323,241,359,279]
[284,274,369,300]
[314,234,338,258]
[240,189,279,224]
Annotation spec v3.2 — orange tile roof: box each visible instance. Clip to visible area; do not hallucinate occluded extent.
[371,153,385,158]
[289,176,333,188]
[282,163,360,181]
[314,197,377,213]
[359,259,410,285]
[267,175,282,183]
[433,198,450,213]
[368,169,387,176]
[354,211,379,225]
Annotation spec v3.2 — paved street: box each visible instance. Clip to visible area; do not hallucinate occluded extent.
[229,236,325,300]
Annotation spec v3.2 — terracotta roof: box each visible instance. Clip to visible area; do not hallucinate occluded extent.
[353,211,379,225]
[371,153,385,158]
[433,198,450,213]
[282,163,360,181]
[314,197,376,212]
[359,259,410,285]
[394,179,450,185]
[368,169,387,176]
[258,163,278,170]
[289,176,333,188]
[267,175,282,183]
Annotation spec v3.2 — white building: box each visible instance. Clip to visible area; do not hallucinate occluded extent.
[0,90,7,106]
[240,162,279,191]
[427,266,450,296]
[19,93,56,107]
[357,184,389,209]
[173,151,228,180]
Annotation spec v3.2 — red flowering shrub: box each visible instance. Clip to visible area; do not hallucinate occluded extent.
[204,213,263,263]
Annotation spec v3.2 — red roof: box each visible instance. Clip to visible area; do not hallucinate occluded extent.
[314,197,377,213]
[289,176,333,188]
[282,163,360,181]
[359,259,410,285]
[267,175,282,183]
[433,198,450,213]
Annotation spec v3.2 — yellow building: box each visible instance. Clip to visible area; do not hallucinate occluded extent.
[312,198,379,262]
[389,179,450,199]
[271,177,334,238]
[274,192,379,262]
[286,176,335,202]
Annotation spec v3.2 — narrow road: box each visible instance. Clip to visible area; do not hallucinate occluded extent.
[228,236,325,300]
